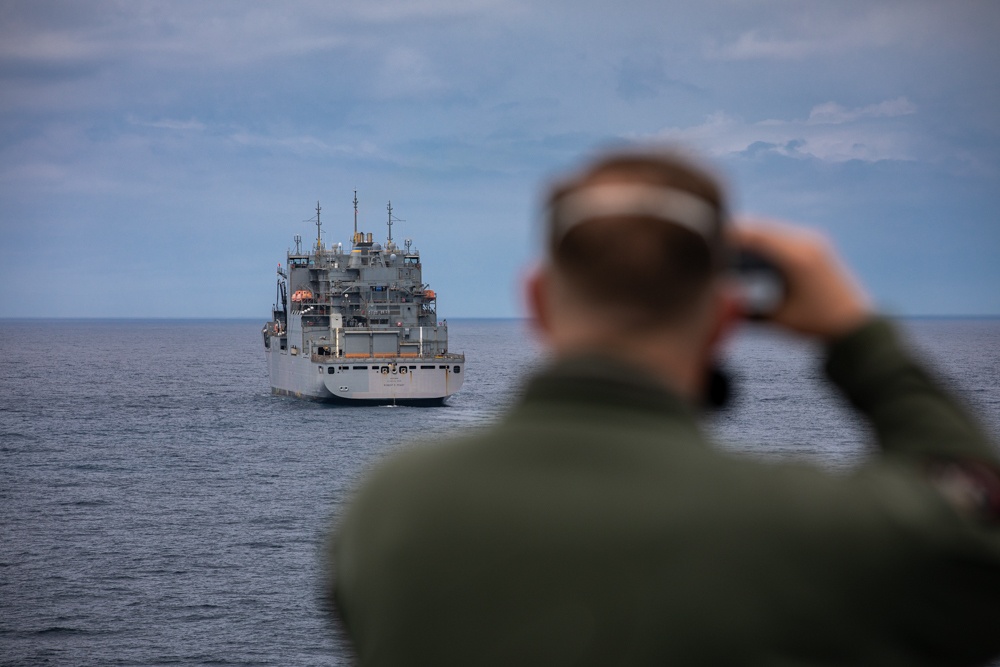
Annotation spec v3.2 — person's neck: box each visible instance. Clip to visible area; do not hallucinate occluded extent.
[551,327,708,403]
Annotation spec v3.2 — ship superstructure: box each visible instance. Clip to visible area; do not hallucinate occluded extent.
[263,195,464,404]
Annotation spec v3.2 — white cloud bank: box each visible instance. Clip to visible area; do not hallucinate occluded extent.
[649,97,918,162]
[703,2,984,62]
[126,117,206,131]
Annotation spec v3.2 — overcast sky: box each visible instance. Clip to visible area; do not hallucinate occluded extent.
[2,0,998,318]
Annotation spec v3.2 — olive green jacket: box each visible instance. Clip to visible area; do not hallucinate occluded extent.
[330,319,1000,666]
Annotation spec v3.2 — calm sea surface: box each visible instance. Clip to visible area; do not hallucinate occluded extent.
[2,317,999,666]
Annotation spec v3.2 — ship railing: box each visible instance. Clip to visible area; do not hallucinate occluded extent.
[341,352,426,359]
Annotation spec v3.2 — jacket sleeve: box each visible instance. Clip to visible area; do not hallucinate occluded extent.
[826,317,1000,520]
[825,318,1000,665]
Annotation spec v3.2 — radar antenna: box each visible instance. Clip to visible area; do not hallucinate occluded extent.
[353,190,359,237]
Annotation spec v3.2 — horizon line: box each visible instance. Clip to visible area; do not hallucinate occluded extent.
[2,314,999,322]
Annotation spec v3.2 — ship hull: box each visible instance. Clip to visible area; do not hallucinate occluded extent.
[266,345,464,405]
[270,387,446,407]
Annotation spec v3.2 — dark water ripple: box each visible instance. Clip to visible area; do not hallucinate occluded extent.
[2,317,997,666]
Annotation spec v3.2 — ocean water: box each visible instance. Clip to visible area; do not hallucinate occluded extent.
[2,317,998,666]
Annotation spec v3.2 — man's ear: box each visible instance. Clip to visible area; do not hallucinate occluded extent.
[524,264,554,342]
[706,283,741,352]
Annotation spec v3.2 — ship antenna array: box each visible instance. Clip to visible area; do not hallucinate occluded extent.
[387,200,404,244]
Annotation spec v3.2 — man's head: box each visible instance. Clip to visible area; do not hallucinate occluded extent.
[527,146,737,395]
[545,147,727,321]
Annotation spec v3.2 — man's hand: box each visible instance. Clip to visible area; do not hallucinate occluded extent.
[729,220,872,340]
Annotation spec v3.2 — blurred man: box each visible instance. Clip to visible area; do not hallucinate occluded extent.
[328,147,1000,666]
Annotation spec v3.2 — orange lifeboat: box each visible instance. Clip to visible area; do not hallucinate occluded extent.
[291,289,314,302]
[424,289,436,301]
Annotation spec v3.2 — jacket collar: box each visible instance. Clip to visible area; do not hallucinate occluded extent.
[514,354,699,421]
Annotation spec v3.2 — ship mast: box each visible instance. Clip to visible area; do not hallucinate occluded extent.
[387,200,403,245]
[354,191,360,236]
[314,201,323,253]
[387,201,393,245]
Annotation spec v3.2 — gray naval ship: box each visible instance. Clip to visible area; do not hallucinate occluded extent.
[263,195,464,405]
